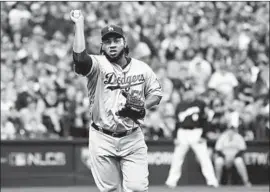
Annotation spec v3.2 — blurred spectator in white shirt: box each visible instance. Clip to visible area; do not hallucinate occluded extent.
[144,107,173,140]
[8,3,31,32]
[8,3,31,48]
[167,60,181,82]
[1,111,16,140]
[132,42,151,64]
[208,59,238,100]
[238,24,252,51]
[20,98,48,138]
[143,108,164,140]
[188,51,212,87]
[1,83,17,113]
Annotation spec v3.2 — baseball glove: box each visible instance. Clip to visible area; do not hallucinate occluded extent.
[116,91,146,122]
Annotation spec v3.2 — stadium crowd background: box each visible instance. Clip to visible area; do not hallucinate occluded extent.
[1,2,269,141]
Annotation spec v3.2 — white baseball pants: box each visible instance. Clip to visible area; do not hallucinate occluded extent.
[88,126,149,192]
[166,128,218,187]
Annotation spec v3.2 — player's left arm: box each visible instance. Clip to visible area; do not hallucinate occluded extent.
[144,67,162,109]
[145,95,162,109]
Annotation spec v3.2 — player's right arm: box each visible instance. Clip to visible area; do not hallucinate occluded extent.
[70,10,96,76]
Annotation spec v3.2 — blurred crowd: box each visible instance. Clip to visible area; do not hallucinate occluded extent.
[1,2,269,141]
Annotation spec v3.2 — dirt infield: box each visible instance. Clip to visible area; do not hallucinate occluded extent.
[1,185,269,192]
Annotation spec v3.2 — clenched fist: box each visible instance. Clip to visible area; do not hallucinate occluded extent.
[70,10,84,25]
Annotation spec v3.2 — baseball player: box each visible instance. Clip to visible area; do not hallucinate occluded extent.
[214,124,252,186]
[165,88,219,188]
[70,10,162,192]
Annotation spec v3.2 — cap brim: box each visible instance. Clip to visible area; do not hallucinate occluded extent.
[102,32,124,40]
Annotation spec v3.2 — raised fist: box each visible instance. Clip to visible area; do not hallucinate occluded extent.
[70,10,84,25]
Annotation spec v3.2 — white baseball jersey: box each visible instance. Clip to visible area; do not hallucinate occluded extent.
[77,55,162,132]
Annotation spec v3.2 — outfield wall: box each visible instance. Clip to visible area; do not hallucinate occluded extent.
[1,139,269,187]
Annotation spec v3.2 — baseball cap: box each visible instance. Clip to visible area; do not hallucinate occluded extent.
[101,25,124,40]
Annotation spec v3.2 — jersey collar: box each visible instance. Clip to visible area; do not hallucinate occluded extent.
[114,57,132,73]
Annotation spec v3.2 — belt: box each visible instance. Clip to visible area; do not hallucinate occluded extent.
[91,123,138,138]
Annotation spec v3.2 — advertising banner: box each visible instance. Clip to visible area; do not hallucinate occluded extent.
[243,144,269,184]
[1,140,268,187]
[1,142,74,186]
[47,142,270,186]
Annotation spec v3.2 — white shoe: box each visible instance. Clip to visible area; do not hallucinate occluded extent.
[244,182,252,187]
[207,183,219,188]
[165,181,177,189]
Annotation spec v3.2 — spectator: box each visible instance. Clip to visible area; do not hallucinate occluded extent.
[252,53,269,99]
[253,96,270,141]
[19,98,48,138]
[188,51,212,88]
[72,90,90,137]
[214,127,252,186]
[159,101,176,139]
[235,64,254,104]
[208,59,238,101]
[144,108,166,140]
[29,3,46,26]
[207,96,227,140]
[144,102,174,140]
[1,111,16,140]
[61,86,76,137]
[132,42,152,64]
[38,87,63,135]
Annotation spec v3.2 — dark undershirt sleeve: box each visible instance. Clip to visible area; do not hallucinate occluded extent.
[73,50,92,76]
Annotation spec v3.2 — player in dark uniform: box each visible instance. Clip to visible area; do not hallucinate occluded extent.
[166,87,219,188]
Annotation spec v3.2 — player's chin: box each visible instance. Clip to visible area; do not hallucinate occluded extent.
[104,48,125,62]
[107,54,119,62]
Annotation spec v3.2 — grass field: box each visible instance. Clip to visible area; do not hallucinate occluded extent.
[1,185,269,192]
